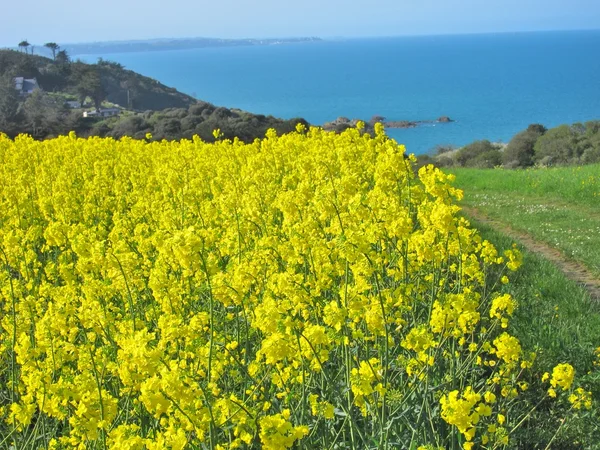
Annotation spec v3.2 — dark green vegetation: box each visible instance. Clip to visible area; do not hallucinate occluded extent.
[0,49,307,141]
[418,121,600,169]
[450,164,600,276]
[472,222,600,449]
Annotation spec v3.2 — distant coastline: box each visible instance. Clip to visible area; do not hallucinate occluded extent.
[58,37,323,57]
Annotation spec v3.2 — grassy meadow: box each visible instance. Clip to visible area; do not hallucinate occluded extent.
[470,222,600,447]
[450,164,600,276]
[448,163,600,446]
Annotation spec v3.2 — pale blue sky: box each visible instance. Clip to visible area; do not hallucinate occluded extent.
[2,0,599,47]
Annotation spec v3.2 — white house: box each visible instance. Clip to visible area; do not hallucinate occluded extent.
[83,108,121,118]
[14,77,40,96]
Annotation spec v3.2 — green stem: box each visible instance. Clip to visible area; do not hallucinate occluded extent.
[111,253,137,332]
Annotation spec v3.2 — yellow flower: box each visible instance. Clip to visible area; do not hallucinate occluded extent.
[259,411,309,450]
[550,363,575,391]
[440,387,481,437]
[490,293,516,319]
[568,388,592,410]
[493,333,522,364]
[541,372,550,382]
[0,127,582,448]
[504,246,523,271]
[484,392,496,404]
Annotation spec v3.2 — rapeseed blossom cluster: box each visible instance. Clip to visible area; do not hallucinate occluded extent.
[0,126,592,449]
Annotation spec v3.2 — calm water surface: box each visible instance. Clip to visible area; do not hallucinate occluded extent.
[82,30,600,154]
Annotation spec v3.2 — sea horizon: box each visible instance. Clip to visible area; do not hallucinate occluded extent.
[10,26,599,49]
[79,29,600,154]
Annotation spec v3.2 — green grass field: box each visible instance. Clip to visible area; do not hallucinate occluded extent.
[449,164,600,276]
[473,222,600,448]
[446,164,600,447]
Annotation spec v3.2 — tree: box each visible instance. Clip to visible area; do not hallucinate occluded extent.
[584,120,600,137]
[20,90,63,136]
[44,42,60,60]
[527,124,547,134]
[55,49,70,65]
[502,124,545,168]
[72,64,106,109]
[18,40,30,54]
[0,75,20,132]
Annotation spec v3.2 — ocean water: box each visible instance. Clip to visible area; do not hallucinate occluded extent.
[81,30,600,154]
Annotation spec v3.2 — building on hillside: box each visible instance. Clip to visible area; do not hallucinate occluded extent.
[83,108,121,118]
[65,100,82,109]
[14,77,40,96]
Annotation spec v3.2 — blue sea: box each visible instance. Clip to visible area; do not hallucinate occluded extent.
[82,30,600,154]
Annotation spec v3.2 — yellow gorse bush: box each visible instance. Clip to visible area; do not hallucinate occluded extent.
[0,125,590,449]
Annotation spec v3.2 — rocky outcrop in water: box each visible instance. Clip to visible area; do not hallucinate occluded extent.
[322,115,454,131]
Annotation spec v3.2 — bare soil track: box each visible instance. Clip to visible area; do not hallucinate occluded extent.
[462,206,600,301]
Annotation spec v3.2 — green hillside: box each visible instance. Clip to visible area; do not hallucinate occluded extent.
[0,49,308,141]
[0,49,196,110]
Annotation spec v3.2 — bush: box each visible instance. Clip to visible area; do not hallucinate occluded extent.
[90,120,112,137]
[110,115,147,138]
[154,118,182,139]
[503,125,545,168]
[455,140,499,167]
[582,146,600,164]
[180,115,204,131]
[534,125,583,165]
[188,102,213,116]
[413,153,435,171]
[470,148,502,168]
[434,144,456,155]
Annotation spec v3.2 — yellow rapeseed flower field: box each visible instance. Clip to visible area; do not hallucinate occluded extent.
[0,125,590,449]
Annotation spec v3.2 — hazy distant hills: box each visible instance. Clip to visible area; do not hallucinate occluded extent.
[40,37,322,57]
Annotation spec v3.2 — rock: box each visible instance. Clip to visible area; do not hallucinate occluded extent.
[385,120,418,129]
[323,115,454,132]
[322,116,373,131]
[333,117,351,124]
[369,115,386,124]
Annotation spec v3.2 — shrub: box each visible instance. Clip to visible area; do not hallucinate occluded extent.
[455,140,499,167]
[434,144,456,155]
[110,115,147,138]
[154,117,182,139]
[471,148,502,168]
[503,125,545,168]
[582,146,600,164]
[534,125,583,165]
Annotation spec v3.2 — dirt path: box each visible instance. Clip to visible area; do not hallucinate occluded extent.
[462,206,600,301]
